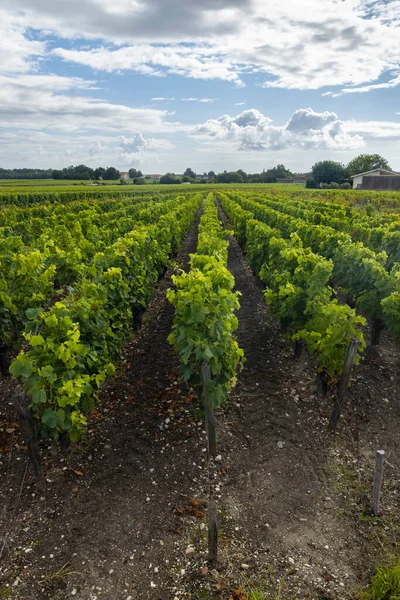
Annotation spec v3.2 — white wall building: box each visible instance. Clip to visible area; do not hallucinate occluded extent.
[351,168,399,189]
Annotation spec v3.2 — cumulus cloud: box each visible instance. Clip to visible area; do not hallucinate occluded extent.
[193,107,364,151]
[119,133,173,153]
[0,75,185,134]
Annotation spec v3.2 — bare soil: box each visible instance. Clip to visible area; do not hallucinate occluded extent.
[1,208,400,600]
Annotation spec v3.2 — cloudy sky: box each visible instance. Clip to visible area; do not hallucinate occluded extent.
[1,0,400,173]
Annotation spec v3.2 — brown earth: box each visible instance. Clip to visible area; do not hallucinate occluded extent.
[0,206,400,600]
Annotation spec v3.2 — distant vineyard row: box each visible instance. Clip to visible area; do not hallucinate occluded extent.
[1,182,400,208]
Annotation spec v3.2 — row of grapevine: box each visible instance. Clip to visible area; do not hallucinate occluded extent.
[0,187,142,207]
[0,194,197,368]
[219,191,400,345]
[9,193,203,442]
[167,193,244,408]
[243,191,400,269]
[217,193,365,385]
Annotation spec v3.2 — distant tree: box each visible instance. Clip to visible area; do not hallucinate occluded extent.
[94,167,106,179]
[182,175,196,183]
[216,171,244,183]
[129,168,143,179]
[305,177,316,188]
[208,171,216,179]
[311,161,347,186]
[160,173,181,184]
[103,167,121,180]
[52,169,65,179]
[184,167,196,179]
[346,154,391,177]
[236,169,248,182]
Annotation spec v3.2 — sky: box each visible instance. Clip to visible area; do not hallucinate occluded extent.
[1,0,400,174]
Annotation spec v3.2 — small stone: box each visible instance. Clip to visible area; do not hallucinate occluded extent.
[146,497,150,502]
[150,581,156,588]
[185,546,195,554]
[288,557,295,566]
[277,441,284,449]
[199,523,205,530]
[241,564,250,569]
[71,590,77,597]
[215,455,222,462]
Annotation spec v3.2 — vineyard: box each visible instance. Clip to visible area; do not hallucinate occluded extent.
[0,185,400,600]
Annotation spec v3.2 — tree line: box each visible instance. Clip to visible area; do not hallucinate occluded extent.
[0,154,392,185]
[0,168,53,179]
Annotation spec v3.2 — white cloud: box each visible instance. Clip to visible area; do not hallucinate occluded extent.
[0,129,174,169]
[181,97,218,102]
[235,102,246,105]
[328,73,400,97]
[0,74,185,134]
[151,97,175,101]
[5,0,396,91]
[0,9,46,73]
[54,45,243,85]
[344,120,400,139]
[193,107,365,151]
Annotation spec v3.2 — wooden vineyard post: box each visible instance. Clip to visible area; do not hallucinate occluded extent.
[328,338,359,431]
[201,362,218,563]
[202,363,216,458]
[372,450,385,516]
[13,388,46,492]
[208,501,218,563]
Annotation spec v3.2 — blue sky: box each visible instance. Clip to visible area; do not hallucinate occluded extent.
[0,0,399,173]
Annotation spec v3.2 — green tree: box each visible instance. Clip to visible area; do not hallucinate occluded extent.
[184,167,196,179]
[160,173,181,184]
[103,167,121,180]
[347,154,391,177]
[128,168,143,179]
[94,167,106,179]
[311,161,347,186]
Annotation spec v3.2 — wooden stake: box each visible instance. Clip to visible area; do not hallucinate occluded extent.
[372,450,385,516]
[202,363,216,458]
[328,338,359,431]
[13,389,46,492]
[208,500,218,563]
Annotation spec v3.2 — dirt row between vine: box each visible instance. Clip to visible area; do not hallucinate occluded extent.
[1,203,400,600]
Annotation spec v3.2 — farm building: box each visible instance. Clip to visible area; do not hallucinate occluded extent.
[351,168,400,189]
[276,175,308,184]
[119,171,130,180]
